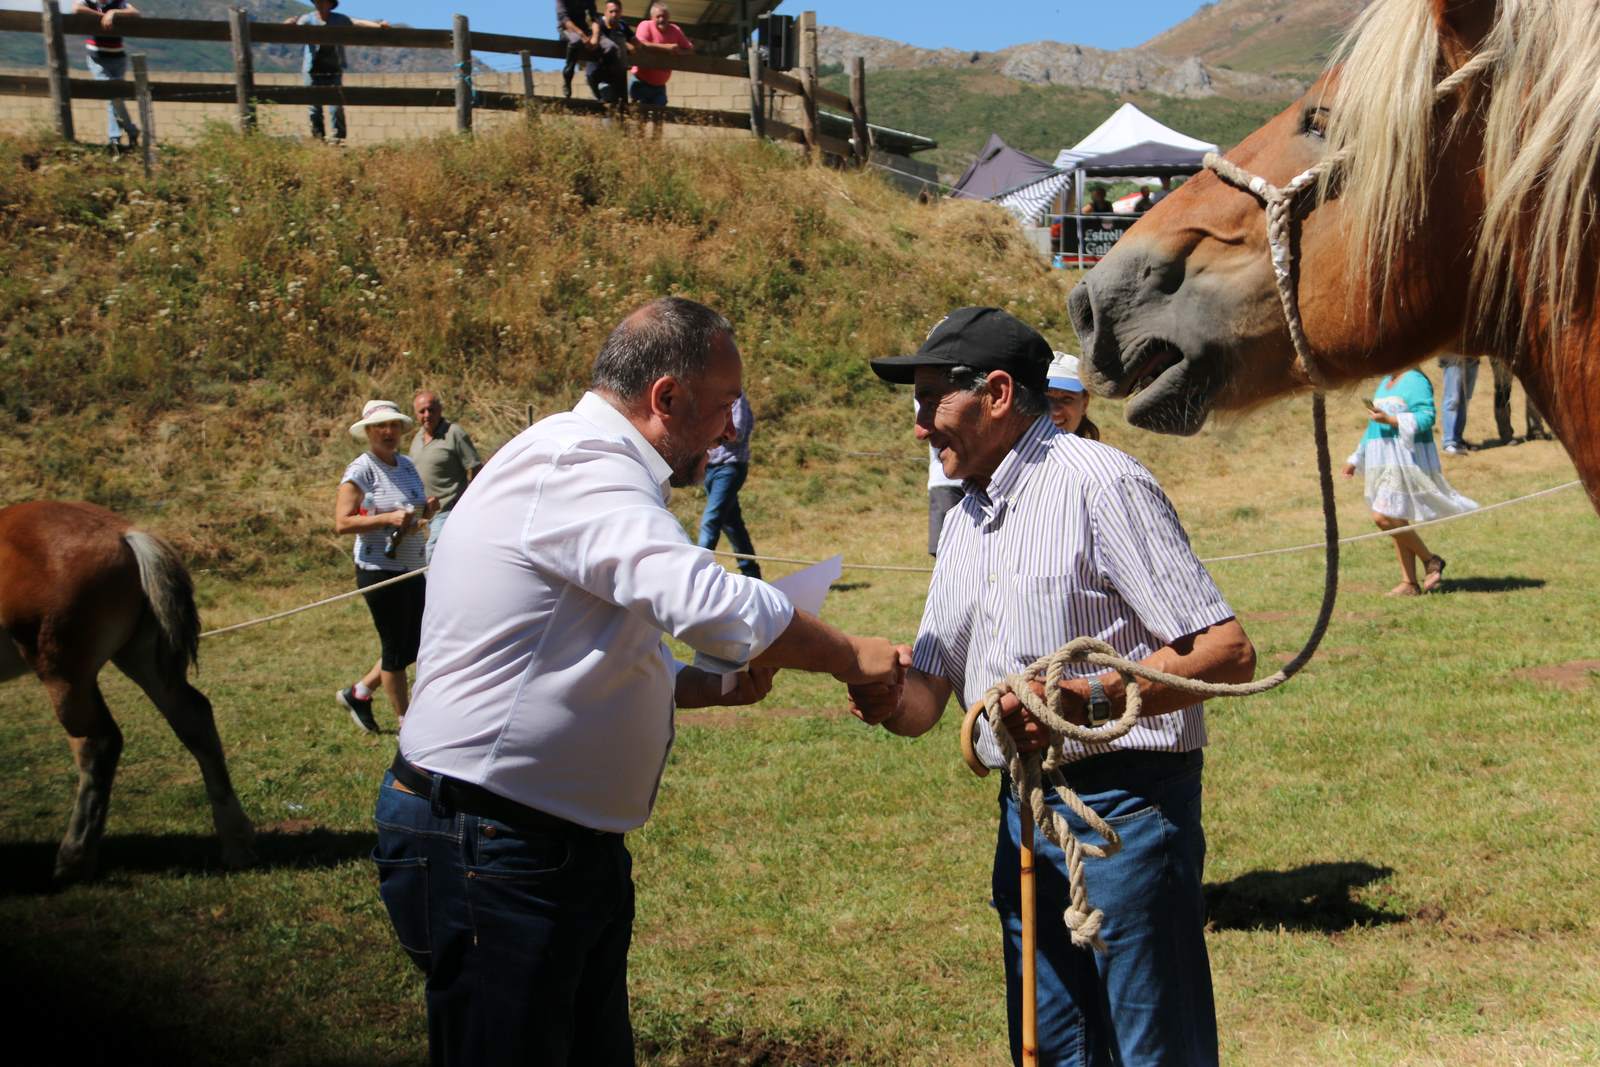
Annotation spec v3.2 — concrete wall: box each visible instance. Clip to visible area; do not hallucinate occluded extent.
[0,65,936,191]
[0,66,805,146]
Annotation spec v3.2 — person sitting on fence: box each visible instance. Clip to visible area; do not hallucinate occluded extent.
[285,0,389,144]
[555,0,600,100]
[629,2,694,109]
[74,1,141,154]
[1083,184,1113,213]
[1133,187,1155,212]
[586,0,636,105]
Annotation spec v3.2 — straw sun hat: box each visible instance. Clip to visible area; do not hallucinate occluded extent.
[348,399,413,440]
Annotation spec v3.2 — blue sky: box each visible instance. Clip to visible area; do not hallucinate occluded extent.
[329,1,1216,68]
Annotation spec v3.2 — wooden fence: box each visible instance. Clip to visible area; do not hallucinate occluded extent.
[0,6,873,172]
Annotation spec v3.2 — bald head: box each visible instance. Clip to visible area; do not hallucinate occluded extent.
[413,390,443,435]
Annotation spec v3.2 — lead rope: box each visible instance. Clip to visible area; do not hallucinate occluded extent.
[989,47,1501,951]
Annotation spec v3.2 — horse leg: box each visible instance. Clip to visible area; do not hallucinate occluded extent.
[42,674,124,883]
[112,625,256,869]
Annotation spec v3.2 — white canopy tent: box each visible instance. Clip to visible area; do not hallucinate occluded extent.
[1053,102,1218,170]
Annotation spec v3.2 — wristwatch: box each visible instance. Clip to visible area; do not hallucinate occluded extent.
[1085,677,1114,727]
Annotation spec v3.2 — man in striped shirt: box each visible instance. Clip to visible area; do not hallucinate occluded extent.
[857,307,1256,1067]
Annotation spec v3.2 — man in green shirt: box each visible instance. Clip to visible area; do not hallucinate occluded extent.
[410,391,484,563]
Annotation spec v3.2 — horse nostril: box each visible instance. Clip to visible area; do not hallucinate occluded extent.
[1068,283,1095,347]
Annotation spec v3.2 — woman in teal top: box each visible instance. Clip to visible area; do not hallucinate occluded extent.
[1343,368,1478,596]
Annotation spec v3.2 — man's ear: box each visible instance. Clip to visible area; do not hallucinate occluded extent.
[985,370,1016,418]
[646,375,681,421]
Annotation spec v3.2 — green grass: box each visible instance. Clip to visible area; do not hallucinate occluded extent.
[3,120,1599,1063]
[3,350,1598,1063]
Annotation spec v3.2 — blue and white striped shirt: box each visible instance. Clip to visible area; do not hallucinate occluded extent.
[913,416,1234,769]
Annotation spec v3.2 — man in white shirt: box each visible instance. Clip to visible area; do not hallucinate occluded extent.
[374,296,909,1067]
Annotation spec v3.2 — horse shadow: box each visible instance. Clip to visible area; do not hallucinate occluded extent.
[1204,861,1406,932]
[0,826,376,896]
[1438,575,1545,595]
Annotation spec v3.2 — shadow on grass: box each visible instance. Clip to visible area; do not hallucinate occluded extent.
[1438,575,1545,594]
[0,826,375,896]
[1204,861,1405,932]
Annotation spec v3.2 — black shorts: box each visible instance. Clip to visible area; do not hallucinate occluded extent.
[356,567,426,671]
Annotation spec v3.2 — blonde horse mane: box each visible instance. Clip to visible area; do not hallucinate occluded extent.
[1320,0,1600,357]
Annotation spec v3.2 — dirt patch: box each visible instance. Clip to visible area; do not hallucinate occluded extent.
[676,707,847,729]
[256,818,320,835]
[1511,660,1600,692]
[637,1025,854,1066]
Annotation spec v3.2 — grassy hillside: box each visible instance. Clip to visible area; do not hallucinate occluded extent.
[823,66,1292,178]
[1142,0,1365,78]
[0,117,1072,580]
[0,0,462,73]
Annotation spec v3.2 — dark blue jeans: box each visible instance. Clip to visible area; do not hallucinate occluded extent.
[373,772,635,1066]
[697,461,761,578]
[306,71,345,141]
[993,752,1216,1067]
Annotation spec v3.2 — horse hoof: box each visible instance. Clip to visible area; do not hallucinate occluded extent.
[53,848,99,884]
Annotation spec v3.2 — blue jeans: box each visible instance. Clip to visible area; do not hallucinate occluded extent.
[697,462,760,578]
[373,772,636,1066]
[1439,356,1479,448]
[86,50,136,144]
[629,79,668,107]
[993,752,1216,1067]
[424,506,451,564]
[306,71,346,140]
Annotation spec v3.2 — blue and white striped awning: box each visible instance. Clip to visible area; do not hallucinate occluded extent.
[994,170,1073,225]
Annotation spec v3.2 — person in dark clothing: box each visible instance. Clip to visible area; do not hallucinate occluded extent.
[556,0,600,99]
[585,1,635,104]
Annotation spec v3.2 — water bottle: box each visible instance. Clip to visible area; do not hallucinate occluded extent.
[383,505,415,559]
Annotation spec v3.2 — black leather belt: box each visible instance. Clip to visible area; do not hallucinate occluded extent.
[389,753,616,839]
[1003,748,1201,796]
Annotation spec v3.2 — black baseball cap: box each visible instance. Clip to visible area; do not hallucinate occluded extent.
[870,307,1052,392]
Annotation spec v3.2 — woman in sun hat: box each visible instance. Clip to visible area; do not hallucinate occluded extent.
[1343,369,1478,597]
[333,400,437,733]
[1045,351,1100,440]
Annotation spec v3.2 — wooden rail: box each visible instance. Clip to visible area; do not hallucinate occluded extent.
[0,7,873,165]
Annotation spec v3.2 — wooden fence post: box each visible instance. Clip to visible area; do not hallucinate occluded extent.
[798,10,817,158]
[227,6,255,132]
[41,0,74,141]
[849,56,869,168]
[746,32,764,140]
[519,49,535,100]
[453,14,472,133]
[131,52,155,177]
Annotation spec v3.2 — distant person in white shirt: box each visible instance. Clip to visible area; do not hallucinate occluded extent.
[374,296,911,1066]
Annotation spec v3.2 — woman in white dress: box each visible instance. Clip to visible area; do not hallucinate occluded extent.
[1342,368,1478,596]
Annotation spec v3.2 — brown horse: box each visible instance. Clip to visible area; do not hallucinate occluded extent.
[0,501,255,882]
[1068,0,1600,509]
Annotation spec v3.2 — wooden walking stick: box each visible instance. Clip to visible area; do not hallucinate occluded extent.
[961,699,1040,1066]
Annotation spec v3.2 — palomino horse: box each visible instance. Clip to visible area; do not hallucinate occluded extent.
[0,501,255,881]
[1068,0,1600,507]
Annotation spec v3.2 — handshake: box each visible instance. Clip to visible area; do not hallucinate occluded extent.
[678,614,912,713]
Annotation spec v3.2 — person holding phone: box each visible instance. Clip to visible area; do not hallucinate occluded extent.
[1343,369,1478,596]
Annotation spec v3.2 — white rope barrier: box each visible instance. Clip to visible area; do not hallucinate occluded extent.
[197,478,1583,639]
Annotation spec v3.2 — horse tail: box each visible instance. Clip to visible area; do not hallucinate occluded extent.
[123,529,201,672]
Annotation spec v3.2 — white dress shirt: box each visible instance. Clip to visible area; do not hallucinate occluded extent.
[401,392,795,832]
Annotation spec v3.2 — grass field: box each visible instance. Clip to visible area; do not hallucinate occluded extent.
[3,358,1598,1065]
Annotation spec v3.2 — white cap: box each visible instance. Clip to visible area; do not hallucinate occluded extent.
[1046,352,1084,393]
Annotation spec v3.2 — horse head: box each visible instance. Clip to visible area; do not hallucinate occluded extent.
[1066,0,1562,438]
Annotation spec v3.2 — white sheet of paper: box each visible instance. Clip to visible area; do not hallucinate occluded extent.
[697,555,845,695]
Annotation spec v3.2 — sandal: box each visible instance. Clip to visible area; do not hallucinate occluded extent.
[1422,555,1447,593]
[1387,581,1421,597]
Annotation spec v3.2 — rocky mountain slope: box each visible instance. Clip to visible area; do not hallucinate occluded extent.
[1141,0,1368,78]
[817,25,1306,100]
